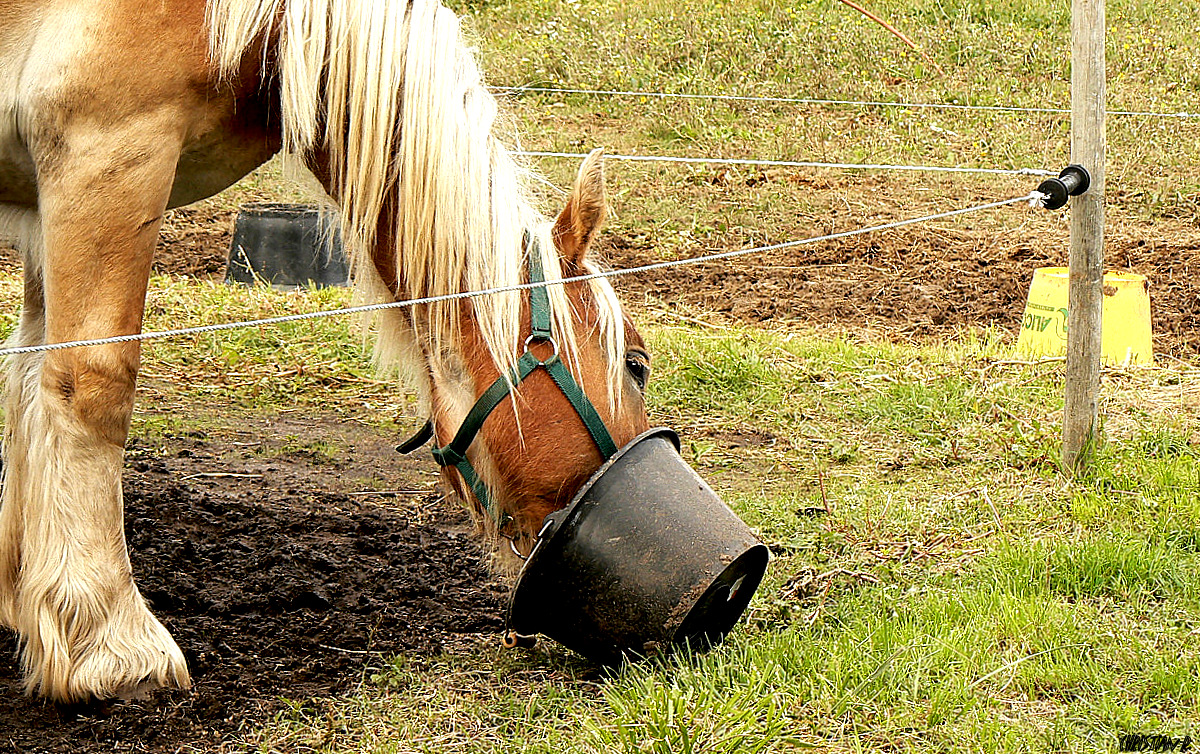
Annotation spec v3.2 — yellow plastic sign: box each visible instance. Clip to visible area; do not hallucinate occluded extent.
[1015,267,1153,366]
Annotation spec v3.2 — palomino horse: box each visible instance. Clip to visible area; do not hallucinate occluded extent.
[0,0,652,702]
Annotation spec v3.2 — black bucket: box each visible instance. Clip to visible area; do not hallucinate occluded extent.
[507,427,769,665]
[226,203,349,289]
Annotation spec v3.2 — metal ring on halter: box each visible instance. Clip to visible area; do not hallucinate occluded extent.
[508,535,529,561]
[499,513,529,561]
[523,333,559,360]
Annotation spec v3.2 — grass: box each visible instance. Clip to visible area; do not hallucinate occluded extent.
[128,277,408,423]
[5,0,1198,750]
[454,0,1197,233]
[3,271,1193,751]
[153,2,1197,747]
[137,286,1191,752]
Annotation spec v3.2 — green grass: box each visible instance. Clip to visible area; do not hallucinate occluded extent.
[453,0,1197,229]
[5,268,1184,751]
[120,277,411,422]
[6,0,1196,749]
[142,288,1194,752]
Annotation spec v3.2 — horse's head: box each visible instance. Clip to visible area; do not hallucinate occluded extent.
[416,151,650,557]
[234,0,650,559]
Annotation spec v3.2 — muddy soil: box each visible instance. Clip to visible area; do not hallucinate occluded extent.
[0,418,506,753]
[605,222,1200,358]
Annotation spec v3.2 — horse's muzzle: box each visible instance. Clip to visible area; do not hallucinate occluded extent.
[506,427,770,665]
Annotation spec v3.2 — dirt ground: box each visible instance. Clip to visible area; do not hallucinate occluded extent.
[0,416,506,753]
[604,222,1200,359]
[0,186,1197,753]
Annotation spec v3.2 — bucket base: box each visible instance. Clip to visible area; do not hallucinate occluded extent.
[226,203,348,289]
[671,543,769,654]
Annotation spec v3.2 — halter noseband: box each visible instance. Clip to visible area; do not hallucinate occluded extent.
[399,231,618,528]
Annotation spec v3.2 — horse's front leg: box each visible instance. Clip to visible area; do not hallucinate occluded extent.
[1,115,191,702]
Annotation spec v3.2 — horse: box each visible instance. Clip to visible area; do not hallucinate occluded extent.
[0,0,653,703]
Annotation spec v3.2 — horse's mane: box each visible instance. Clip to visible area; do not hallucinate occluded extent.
[206,0,624,406]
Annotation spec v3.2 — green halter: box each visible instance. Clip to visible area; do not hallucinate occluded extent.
[400,231,618,523]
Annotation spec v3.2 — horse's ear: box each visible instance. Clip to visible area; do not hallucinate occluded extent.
[553,148,607,269]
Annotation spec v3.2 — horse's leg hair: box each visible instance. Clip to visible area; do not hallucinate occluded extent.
[4,115,191,701]
[0,206,46,628]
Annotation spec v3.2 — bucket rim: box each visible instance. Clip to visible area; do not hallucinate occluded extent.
[237,202,329,217]
[1031,266,1148,284]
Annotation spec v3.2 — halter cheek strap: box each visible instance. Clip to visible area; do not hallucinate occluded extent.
[398,231,618,523]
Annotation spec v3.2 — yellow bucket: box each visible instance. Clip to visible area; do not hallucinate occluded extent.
[1015,267,1153,366]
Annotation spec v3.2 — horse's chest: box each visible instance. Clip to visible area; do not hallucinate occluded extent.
[0,0,279,211]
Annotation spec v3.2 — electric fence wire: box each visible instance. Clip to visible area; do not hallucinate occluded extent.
[512,150,1056,176]
[0,192,1044,358]
[494,85,1200,119]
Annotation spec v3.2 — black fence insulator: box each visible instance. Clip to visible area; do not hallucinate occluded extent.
[1036,165,1091,210]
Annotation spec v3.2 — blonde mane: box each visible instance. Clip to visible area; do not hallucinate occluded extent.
[206,0,625,401]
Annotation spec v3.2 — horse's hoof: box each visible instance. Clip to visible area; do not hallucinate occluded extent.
[21,600,191,703]
[63,632,191,703]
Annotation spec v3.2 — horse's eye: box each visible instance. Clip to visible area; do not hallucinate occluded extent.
[625,351,650,392]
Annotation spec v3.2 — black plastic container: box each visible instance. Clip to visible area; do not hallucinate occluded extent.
[507,427,769,665]
[226,203,348,288]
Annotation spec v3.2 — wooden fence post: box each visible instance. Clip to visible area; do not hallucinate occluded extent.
[1062,0,1106,474]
